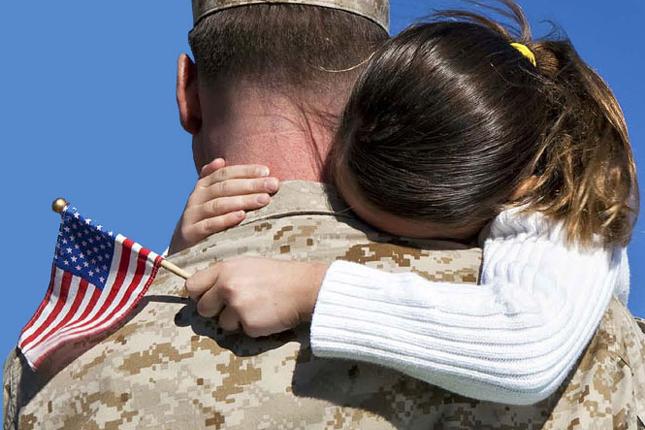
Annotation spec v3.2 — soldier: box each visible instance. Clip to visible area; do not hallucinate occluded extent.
[4,1,645,429]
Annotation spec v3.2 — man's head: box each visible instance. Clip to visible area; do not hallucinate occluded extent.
[177,3,389,180]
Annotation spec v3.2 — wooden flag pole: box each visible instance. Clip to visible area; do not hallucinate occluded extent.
[52,198,190,280]
[160,260,190,280]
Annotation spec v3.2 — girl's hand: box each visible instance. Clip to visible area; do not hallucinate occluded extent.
[185,258,329,338]
[169,160,280,254]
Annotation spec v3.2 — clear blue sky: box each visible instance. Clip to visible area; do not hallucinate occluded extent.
[0,1,643,369]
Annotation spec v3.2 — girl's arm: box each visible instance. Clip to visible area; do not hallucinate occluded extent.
[179,169,628,405]
[310,209,628,405]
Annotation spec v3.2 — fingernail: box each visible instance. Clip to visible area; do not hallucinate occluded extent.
[264,178,279,192]
[236,211,246,219]
[258,167,270,177]
[257,194,270,205]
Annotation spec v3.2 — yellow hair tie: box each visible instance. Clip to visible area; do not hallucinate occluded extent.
[511,42,537,67]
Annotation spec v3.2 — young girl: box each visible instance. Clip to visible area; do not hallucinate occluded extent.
[174,1,639,405]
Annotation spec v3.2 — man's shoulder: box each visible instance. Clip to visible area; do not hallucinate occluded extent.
[549,299,645,428]
[5,182,487,428]
[8,297,645,429]
[5,181,645,428]
[636,316,645,334]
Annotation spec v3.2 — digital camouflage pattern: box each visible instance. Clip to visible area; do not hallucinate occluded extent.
[4,181,645,429]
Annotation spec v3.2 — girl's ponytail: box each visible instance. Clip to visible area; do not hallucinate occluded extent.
[403,0,639,247]
[525,39,639,247]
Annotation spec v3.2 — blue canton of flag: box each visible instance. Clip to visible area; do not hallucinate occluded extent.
[53,210,115,289]
[18,205,163,370]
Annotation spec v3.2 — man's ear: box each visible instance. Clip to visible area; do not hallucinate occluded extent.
[177,53,201,134]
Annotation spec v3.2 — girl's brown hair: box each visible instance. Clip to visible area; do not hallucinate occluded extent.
[332,0,639,247]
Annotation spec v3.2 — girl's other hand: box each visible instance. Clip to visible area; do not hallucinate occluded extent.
[168,160,280,254]
[185,258,329,338]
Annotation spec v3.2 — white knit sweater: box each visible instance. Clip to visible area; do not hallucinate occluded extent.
[310,209,630,405]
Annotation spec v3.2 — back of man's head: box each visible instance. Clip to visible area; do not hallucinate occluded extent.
[182,4,389,181]
[189,5,388,95]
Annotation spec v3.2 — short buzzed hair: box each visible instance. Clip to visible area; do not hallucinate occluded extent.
[189,5,388,90]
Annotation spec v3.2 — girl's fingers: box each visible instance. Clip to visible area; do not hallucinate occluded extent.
[200,164,271,188]
[199,194,272,219]
[190,178,279,206]
[193,211,247,237]
[208,177,279,200]
[195,283,227,318]
[200,158,226,179]
[185,266,220,302]
[218,307,241,333]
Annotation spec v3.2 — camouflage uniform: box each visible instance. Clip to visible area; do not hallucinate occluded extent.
[4,182,645,429]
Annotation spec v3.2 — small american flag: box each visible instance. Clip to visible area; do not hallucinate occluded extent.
[18,205,163,369]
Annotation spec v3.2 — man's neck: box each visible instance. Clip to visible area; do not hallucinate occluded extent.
[195,84,343,182]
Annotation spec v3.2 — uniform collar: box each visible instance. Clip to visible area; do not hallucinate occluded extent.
[239,181,353,226]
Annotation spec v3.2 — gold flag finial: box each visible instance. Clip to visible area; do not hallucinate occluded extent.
[52,198,69,214]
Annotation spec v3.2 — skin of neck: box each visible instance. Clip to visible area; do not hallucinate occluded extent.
[194,84,339,181]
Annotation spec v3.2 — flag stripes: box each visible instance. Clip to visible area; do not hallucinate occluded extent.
[18,207,163,370]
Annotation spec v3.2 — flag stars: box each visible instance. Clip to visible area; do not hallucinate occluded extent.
[54,210,123,288]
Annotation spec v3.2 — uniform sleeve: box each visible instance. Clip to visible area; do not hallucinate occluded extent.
[310,211,627,405]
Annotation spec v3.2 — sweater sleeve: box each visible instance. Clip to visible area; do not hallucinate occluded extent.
[310,210,627,405]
